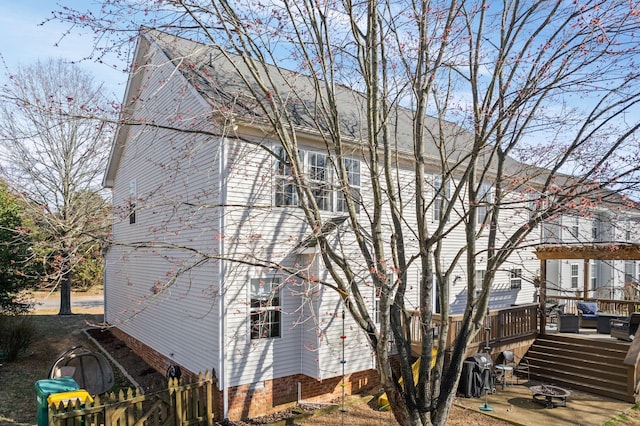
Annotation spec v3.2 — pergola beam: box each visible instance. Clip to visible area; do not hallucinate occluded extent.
[535,243,640,261]
[535,243,640,334]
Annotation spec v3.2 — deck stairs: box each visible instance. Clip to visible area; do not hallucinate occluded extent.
[524,334,638,403]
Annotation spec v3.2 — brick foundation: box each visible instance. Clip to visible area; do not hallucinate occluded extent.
[110,327,380,421]
[226,369,379,420]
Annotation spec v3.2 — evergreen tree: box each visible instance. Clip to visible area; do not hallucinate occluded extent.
[0,181,37,314]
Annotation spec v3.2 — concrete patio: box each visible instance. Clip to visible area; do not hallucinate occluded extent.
[454,378,634,426]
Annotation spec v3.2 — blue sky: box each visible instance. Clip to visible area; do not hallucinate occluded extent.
[0,1,128,100]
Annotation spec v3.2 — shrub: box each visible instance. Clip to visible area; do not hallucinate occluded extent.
[0,314,37,362]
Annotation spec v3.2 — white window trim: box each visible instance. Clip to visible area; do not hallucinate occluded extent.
[510,268,522,289]
[249,277,281,340]
[570,263,579,288]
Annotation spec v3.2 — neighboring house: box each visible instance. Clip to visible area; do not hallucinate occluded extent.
[542,211,640,300]
[103,28,628,420]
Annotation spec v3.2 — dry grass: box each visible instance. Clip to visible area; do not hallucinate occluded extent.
[0,313,106,425]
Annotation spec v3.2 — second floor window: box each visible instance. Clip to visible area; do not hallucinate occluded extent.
[477,182,491,224]
[275,147,300,207]
[510,268,522,289]
[433,176,450,221]
[274,147,361,213]
[336,158,361,213]
[569,216,579,239]
[592,219,600,241]
[309,152,333,211]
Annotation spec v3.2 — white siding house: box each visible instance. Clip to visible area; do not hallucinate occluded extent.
[543,212,640,301]
[102,28,633,420]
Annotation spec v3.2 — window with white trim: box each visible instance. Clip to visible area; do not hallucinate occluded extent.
[275,147,300,207]
[510,268,522,289]
[274,147,361,213]
[433,176,450,221]
[569,216,579,239]
[592,219,600,241]
[477,182,491,224]
[250,277,281,339]
[475,270,486,299]
[336,158,361,213]
[570,264,579,288]
[308,152,332,211]
[590,261,598,290]
[625,261,635,284]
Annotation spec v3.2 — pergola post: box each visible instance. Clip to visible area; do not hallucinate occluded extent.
[540,258,547,334]
[583,259,590,299]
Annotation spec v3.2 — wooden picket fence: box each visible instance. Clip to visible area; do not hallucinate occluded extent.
[48,371,217,426]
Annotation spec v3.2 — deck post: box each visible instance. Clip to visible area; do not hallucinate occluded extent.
[583,258,590,298]
[539,259,547,334]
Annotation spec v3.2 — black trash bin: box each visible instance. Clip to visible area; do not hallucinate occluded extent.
[458,353,495,398]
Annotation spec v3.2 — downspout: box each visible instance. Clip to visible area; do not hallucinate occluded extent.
[103,245,108,323]
[218,136,228,419]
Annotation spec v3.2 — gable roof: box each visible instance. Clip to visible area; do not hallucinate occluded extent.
[104,27,636,216]
[104,27,488,188]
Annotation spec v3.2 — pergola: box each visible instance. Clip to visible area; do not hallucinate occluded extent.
[535,243,640,333]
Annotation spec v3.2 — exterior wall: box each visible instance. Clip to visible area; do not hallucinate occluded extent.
[105,38,224,379]
[104,31,598,421]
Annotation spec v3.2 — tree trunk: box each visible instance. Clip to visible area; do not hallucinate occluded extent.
[58,263,72,315]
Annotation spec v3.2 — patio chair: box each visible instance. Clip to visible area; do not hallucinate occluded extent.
[495,350,529,386]
[557,313,579,333]
[610,312,640,341]
[577,301,598,328]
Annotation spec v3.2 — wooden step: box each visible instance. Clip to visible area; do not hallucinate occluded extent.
[529,358,628,387]
[522,334,636,403]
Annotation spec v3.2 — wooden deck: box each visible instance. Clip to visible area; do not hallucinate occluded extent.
[405,302,640,403]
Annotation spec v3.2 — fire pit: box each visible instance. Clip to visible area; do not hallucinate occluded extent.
[529,385,571,409]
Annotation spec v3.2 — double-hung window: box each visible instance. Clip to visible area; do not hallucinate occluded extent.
[477,181,491,224]
[590,262,598,290]
[336,158,361,213]
[250,278,281,339]
[475,270,486,300]
[592,219,600,241]
[433,176,450,221]
[569,216,579,239]
[570,264,579,288]
[625,261,635,284]
[308,152,332,211]
[510,268,522,289]
[275,147,300,207]
[274,147,361,213]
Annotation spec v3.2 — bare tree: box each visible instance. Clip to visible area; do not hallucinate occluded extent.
[53,1,640,424]
[0,59,114,315]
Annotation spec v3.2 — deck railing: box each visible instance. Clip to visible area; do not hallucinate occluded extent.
[406,303,539,352]
[547,296,640,316]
